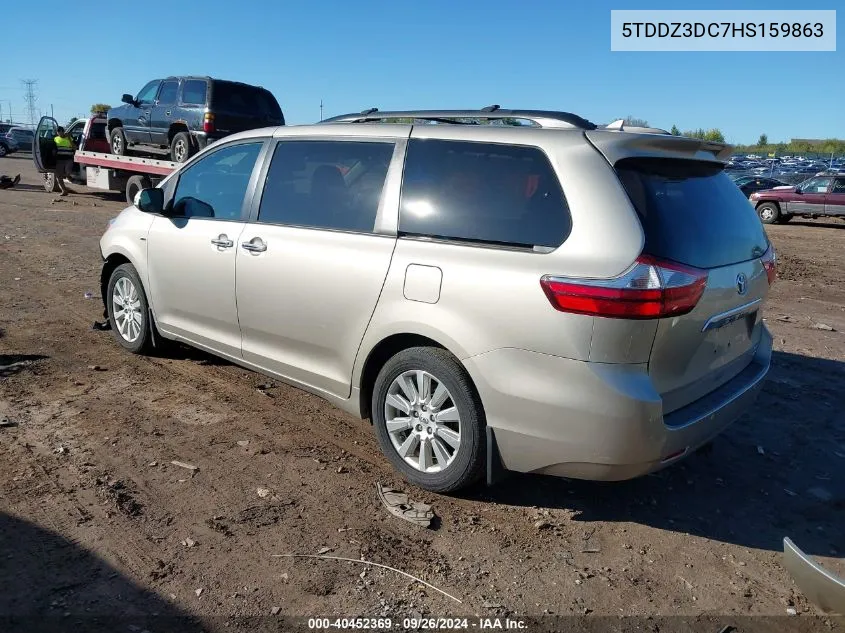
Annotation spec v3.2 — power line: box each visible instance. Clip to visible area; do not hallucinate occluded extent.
[21,79,38,126]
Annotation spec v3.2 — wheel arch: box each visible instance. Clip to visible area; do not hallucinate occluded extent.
[167,121,190,143]
[107,118,123,133]
[100,246,156,320]
[756,199,781,211]
[357,331,481,422]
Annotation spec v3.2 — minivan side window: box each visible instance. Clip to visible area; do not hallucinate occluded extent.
[399,139,572,249]
[172,142,263,220]
[257,140,395,233]
[182,80,208,105]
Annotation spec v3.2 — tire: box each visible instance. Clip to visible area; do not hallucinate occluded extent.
[106,263,153,354]
[170,131,195,163]
[371,347,485,493]
[756,202,780,224]
[125,175,151,205]
[0,144,7,157]
[110,127,127,156]
[43,172,59,193]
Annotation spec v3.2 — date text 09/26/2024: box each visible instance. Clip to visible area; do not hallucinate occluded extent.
[307,617,528,630]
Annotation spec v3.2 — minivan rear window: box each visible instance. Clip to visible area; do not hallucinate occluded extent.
[615,158,770,269]
[211,82,283,120]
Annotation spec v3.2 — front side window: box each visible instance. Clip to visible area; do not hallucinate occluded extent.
[136,81,161,104]
[800,177,832,193]
[257,140,394,233]
[399,139,571,249]
[172,142,263,220]
[157,81,179,105]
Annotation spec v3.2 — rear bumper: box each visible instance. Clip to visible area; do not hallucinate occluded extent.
[466,325,773,481]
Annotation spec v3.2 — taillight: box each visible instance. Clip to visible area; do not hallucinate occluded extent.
[540,255,708,320]
[203,113,215,133]
[761,244,777,285]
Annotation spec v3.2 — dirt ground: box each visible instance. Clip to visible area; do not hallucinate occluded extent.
[1,154,843,632]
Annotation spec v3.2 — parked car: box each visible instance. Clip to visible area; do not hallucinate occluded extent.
[0,133,18,157]
[750,174,845,223]
[106,76,284,163]
[5,127,34,151]
[737,176,789,197]
[99,107,775,493]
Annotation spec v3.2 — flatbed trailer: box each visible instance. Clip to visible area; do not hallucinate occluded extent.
[69,151,177,204]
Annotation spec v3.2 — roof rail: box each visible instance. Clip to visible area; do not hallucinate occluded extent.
[321,107,597,130]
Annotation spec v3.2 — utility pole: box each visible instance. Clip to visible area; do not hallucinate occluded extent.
[320,99,323,122]
[51,103,54,118]
[21,79,38,126]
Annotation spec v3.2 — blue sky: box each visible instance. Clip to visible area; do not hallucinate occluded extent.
[1,0,841,144]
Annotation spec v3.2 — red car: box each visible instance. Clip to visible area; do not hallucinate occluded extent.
[750,173,845,224]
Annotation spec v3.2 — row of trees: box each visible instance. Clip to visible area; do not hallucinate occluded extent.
[621,117,843,156]
[620,117,725,142]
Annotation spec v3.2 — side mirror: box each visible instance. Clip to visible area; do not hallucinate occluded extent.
[135,188,164,214]
[121,93,135,105]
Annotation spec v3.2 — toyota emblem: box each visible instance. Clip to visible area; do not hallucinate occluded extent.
[736,273,748,296]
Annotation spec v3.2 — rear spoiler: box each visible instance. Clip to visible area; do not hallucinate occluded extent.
[586,129,733,165]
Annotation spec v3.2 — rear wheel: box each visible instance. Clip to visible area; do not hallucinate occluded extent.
[372,347,485,493]
[125,175,151,205]
[110,127,127,156]
[756,202,781,224]
[170,131,195,163]
[106,263,153,354]
[0,144,7,157]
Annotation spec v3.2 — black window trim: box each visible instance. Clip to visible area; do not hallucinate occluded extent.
[397,137,571,253]
[246,135,406,237]
[179,78,209,107]
[164,137,272,223]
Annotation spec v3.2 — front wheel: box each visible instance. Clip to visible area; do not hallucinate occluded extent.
[43,172,59,192]
[106,263,153,354]
[757,202,781,224]
[0,144,7,157]
[372,347,485,493]
[110,127,127,156]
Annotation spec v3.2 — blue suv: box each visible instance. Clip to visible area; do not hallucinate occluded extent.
[106,76,284,163]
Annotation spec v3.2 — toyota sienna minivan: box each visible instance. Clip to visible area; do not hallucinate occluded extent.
[98,107,775,492]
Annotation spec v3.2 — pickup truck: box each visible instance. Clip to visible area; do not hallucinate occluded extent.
[750,173,845,224]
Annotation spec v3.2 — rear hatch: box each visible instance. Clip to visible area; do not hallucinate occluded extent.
[587,131,774,415]
[209,81,284,134]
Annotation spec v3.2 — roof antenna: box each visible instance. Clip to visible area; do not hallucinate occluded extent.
[481,104,500,112]
[360,107,378,116]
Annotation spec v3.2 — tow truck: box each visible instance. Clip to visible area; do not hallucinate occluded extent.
[33,115,178,204]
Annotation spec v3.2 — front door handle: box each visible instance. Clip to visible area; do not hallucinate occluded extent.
[165,110,171,117]
[241,237,267,253]
[211,234,234,248]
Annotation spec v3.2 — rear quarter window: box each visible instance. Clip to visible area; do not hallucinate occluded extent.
[616,158,770,269]
[399,139,571,249]
[211,82,282,120]
[181,79,208,105]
